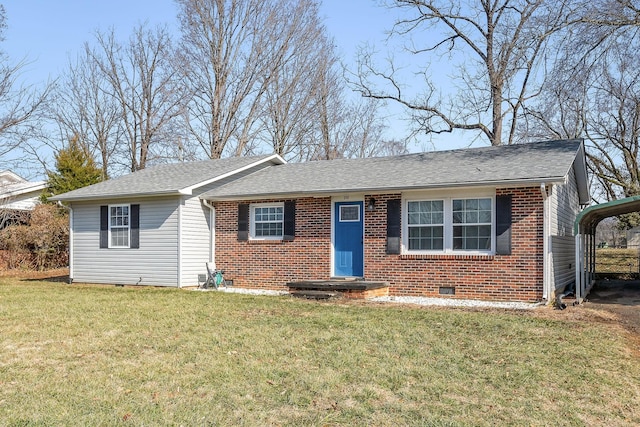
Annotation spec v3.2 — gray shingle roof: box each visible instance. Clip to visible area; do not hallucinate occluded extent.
[203,139,585,200]
[51,155,280,201]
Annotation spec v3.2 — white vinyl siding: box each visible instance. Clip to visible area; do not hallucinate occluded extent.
[179,195,211,288]
[70,197,179,287]
[552,235,575,290]
[550,165,581,292]
[551,166,581,237]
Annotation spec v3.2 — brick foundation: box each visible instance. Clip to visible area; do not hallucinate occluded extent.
[215,187,544,302]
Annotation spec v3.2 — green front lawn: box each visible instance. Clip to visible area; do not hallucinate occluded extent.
[1,278,638,426]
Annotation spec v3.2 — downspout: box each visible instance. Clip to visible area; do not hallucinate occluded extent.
[540,183,551,302]
[56,201,73,284]
[202,199,216,269]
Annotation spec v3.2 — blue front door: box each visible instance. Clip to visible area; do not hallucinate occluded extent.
[334,202,364,277]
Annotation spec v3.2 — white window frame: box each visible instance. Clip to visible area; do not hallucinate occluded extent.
[407,199,445,251]
[452,197,493,251]
[109,204,130,249]
[402,193,495,255]
[250,202,285,240]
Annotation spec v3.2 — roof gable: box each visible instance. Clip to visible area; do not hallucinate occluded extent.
[51,154,285,202]
[0,170,46,199]
[203,139,587,200]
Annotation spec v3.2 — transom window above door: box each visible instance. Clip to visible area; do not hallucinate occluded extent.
[339,204,360,222]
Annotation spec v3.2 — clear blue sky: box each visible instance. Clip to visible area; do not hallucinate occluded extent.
[2,0,463,178]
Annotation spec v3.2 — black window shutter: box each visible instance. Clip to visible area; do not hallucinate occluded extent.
[130,204,140,249]
[100,205,108,248]
[237,203,249,241]
[386,199,401,254]
[283,200,295,241]
[495,194,512,255]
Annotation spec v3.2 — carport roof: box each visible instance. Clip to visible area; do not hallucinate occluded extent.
[575,195,640,235]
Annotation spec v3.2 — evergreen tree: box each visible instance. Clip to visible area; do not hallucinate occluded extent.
[42,135,102,202]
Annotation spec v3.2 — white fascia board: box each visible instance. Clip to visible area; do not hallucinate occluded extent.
[51,190,184,202]
[2,182,47,198]
[178,154,287,195]
[203,177,568,201]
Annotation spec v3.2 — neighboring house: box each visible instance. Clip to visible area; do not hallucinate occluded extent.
[626,226,640,248]
[52,139,589,302]
[0,170,46,210]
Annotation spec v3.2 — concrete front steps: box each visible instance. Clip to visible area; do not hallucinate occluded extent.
[287,280,389,300]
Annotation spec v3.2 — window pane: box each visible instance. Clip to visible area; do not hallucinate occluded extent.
[253,205,284,238]
[408,225,444,250]
[111,227,129,247]
[453,225,492,250]
[109,205,130,248]
[408,212,420,225]
[340,205,360,222]
[453,198,491,225]
[408,200,443,225]
[479,211,492,223]
[465,211,479,223]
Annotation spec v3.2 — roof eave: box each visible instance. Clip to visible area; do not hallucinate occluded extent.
[3,183,47,197]
[50,190,184,202]
[203,177,567,201]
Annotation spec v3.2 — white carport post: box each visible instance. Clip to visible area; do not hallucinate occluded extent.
[575,233,584,302]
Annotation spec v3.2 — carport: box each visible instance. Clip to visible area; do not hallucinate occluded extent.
[575,195,640,302]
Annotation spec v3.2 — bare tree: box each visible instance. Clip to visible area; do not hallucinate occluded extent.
[307,55,391,161]
[177,0,340,159]
[49,46,123,180]
[92,24,185,172]
[583,44,640,203]
[308,47,356,161]
[351,0,572,146]
[258,0,327,161]
[0,6,51,160]
[523,1,640,207]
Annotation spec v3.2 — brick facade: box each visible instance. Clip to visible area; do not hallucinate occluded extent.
[215,186,544,302]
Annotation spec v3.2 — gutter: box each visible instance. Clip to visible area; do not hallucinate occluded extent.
[540,183,551,302]
[201,199,216,269]
[203,178,569,202]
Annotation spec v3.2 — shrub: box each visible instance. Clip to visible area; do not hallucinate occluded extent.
[0,204,69,270]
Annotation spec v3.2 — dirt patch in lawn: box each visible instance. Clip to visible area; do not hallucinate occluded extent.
[0,268,69,282]
[528,280,640,357]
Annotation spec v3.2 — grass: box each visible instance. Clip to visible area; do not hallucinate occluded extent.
[596,248,639,276]
[1,278,639,426]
